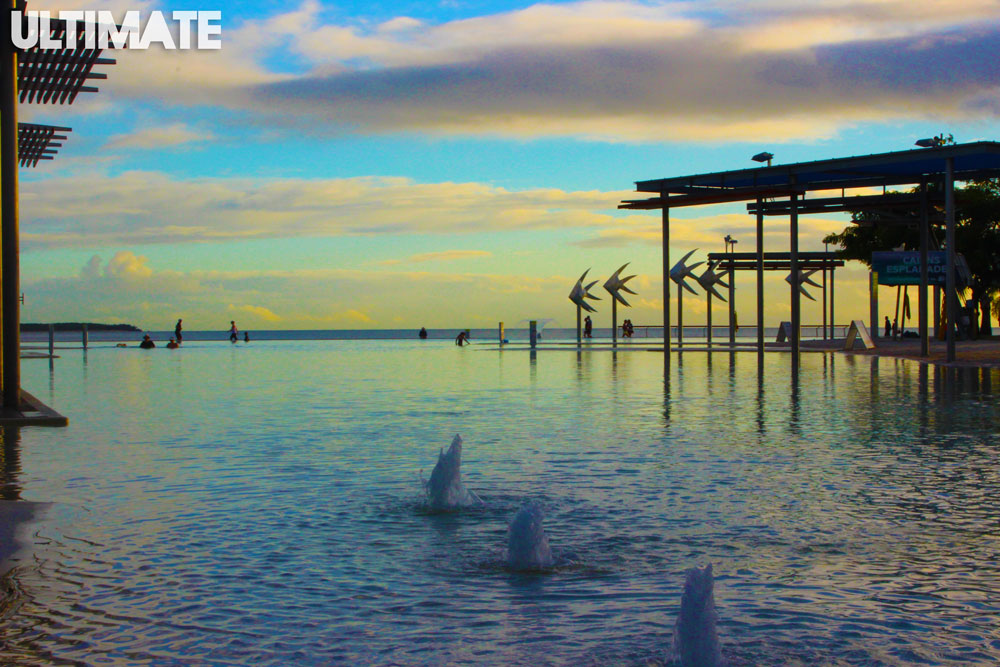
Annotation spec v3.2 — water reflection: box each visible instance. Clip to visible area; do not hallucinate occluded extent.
[0,426,22,500]
[7,343,1000,666]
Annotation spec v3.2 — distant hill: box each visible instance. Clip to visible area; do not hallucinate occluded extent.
[21,322,141,332]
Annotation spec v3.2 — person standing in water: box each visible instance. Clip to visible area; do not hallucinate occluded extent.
[244,331,250,343]
[175,318,183,345]
[229,320,239,343]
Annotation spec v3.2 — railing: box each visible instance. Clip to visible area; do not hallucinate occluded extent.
[626,325,850,340]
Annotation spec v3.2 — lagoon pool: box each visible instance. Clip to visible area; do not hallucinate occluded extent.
[2,340,1000,665]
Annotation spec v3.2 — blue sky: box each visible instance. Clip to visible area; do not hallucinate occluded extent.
[16,0,1000,330]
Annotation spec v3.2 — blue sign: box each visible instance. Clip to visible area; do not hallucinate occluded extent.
[871,251,967,286]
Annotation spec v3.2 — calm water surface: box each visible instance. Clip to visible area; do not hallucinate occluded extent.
[2,341,1000,665]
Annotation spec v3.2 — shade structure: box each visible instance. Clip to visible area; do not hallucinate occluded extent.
[1,1,117,416]
[16,5,115,104]
[18,122,71,166]
[620,141,1000,370]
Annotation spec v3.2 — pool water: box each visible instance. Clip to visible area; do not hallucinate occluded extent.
[2,340,1000,665]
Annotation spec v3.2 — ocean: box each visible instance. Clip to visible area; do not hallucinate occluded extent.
[2,340,998,665]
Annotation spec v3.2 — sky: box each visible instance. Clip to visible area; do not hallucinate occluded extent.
[16,0,1000,331]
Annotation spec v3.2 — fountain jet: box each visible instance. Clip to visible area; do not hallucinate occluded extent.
[506,502,554,569]
[425,434,481,509]
[671,564,724,667]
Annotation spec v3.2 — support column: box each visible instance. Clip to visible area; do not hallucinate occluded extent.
[728,260,736,345]
[706,291,712,347]
[662,206,670,354]
[1,2,21,410]
[612,300,617,346]
[677,283,684,347]
[756,202,764,369]
[822,261,827,340]
[934,285,941,338]
[919,181,930,357]
[830,266,835,339]
[790,194,800,373]
[870,271,879,338]
[945,158,956,362]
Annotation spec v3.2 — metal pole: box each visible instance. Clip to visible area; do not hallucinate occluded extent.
[790,193,799,373]
[1,2,21,410]
[756,202,764,369]
[933,285,941,337]
[870,271,879,338]
[945,157,956,362]
[822,245,828,340]
[706,291,712,347]
[48,324,54,358]
[830,264,835,339]
[530,320,537,349]
[677,282,683,347]
[728,258,736,345]
[919,182,929,356]
[662,206,670,353]
[576,305,582,347]
[612,299,617,346]
[82,323,88,349]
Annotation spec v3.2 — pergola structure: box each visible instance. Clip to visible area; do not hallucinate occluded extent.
[705,251,844,345]
[1,2,116,419]
[18,123,72,166]
[620,141,1000,372]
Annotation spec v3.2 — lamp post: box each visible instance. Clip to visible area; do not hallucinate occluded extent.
[724,236,738,343]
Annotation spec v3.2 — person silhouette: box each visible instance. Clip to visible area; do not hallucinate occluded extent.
[175,318,183,345]
[229,320,238,343]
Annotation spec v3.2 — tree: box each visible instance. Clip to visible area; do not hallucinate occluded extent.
[823,179,1000,336]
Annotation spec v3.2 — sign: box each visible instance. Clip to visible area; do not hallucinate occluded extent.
[871,251,969,286]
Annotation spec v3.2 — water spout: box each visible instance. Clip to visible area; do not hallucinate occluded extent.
[671,564,723,667]
[425,434,481,509]
[506,502,554,569]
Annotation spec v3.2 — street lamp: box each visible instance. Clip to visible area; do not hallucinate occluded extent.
[724,235,738,253]
[752,151,774,166]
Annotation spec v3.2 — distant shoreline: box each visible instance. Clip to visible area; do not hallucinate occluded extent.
[20,323,141,332]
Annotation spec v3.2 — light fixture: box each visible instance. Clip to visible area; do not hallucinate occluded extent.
[751,151,774,166]
[915,133,954,148]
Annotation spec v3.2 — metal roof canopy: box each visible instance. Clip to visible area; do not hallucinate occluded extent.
[18,122,71,166]
[621,142,1000,209]
[707,251,844,272]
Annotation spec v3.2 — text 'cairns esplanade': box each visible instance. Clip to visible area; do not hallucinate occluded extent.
[10,10,222,50]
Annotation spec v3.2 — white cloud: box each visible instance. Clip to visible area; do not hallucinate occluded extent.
[105,123,211,150]
[83,0,1000,142]
[20,171,626,249]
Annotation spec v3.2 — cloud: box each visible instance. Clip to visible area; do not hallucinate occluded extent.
[104,250,153,280]
[230,304,282,322]
[379,249,492,265]
[20,171,625,249]
[87,0,1000,142]
[105,123,212,150]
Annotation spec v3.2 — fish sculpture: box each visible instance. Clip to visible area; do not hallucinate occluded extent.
[671,563,724,667]
[506,502,554,569]
[602,263,638,306]
[569,269,601,313]
[696,260,729,302]
[785,268,821,302]
[670,250,703,295]
[425,434,481,509]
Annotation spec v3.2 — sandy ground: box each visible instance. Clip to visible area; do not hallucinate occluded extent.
[834,336,1000,367]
